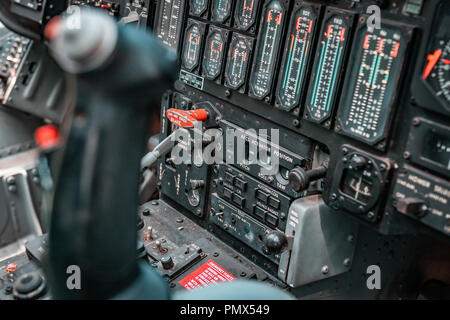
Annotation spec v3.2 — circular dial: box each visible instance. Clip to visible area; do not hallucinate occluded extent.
[236,0,258,30]
[425,39,450,108]
[249,0,284,99]
[203,30,226,79]
[212,0,232,23]
[225,35,251,89]
[277,7,315,111]
[190,0,208,16]
[182,24,202,70]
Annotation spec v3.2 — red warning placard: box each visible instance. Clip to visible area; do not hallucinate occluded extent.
[178,259,236,290]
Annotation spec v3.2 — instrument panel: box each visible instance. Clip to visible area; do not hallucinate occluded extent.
[1,0,449,300]
[153,0,450,270]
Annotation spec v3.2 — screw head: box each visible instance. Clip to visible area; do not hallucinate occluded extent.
[321,265,329,275]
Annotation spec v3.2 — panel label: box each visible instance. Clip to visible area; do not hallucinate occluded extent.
[180,69,204,90]
[178,259,236,290]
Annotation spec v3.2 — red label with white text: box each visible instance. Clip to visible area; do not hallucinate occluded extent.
[178,259,236,290]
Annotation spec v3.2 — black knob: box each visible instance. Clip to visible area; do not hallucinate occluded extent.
[396,197,428,217]
[13,272,46,300]
[263,231,288,255]
[160,256,174,270]
[288,164,328,192]
[288,167,309,192]
[350,155,367,170]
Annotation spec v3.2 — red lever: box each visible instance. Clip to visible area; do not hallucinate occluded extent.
[167,109,208,128]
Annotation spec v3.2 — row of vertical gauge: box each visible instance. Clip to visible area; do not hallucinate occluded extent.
[154,0,411,150]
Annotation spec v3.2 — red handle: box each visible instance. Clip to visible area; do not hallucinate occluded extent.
[167,108,208,128]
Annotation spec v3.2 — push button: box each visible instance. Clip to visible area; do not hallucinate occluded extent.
[234,178,247,191]
[223,188,233,200]
[266,213,278,228]
[254,206,267,221]
[225,172,235,184]
[255,189,268,203]
[233,193,245,207]
[268,196,280,209]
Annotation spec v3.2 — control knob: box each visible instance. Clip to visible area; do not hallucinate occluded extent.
[263,231,288,255]
[160,256,174,270]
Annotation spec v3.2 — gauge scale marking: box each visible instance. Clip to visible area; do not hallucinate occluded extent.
[203,29,226,79]
[250,0,285,99]
[225,35,252,90]
[424,39,450,110]
[277,7,316,111]
[338,25,405,144]
[305,14,349,122]
[182,23,203,71]
[156,0,186,50]
[436,41,450,106]
[235,0,259,30]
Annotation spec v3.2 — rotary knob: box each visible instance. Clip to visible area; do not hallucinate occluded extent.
[160,256,174,270]
[288,164,328,192]
[263,231,288,255]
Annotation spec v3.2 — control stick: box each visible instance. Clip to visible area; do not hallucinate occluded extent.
[45,8,179,299]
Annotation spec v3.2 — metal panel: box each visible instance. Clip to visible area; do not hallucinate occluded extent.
[278,195,358,287]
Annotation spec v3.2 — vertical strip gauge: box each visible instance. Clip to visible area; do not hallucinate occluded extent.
[155,0,186,51]
[203,27,228,81]
[182,20,206,73]
[336,23,410,146]
[212,0,234,24]
[275,5,318,112]
[304,13,352,125]
[190,0,208,17]
[224,34,254,92]
[234,0,260,32]
[249,0,286,100]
